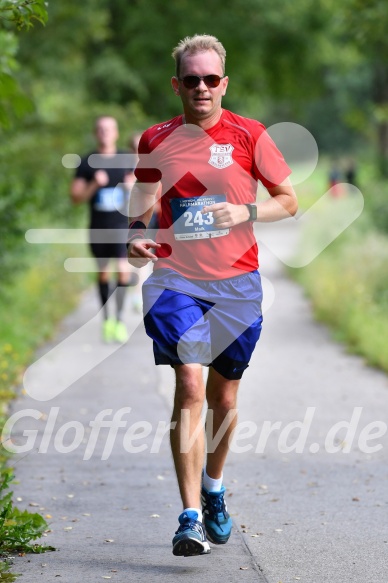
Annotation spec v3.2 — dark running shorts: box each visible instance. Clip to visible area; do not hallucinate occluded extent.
[89,241,128,261]
[89,226,128,262]
[142,268,263,380]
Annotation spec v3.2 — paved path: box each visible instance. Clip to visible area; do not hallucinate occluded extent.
[6,222,388,582]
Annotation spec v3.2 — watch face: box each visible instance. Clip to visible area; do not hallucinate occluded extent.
[248,204,257,221]
[245,204,257,221]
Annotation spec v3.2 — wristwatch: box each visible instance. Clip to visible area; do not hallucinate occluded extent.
[245,204,257,222]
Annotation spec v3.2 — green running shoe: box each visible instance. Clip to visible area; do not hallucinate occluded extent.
[114,320,129,343]
[102,318,116,343]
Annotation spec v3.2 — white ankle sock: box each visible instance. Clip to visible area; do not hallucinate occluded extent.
[203,468,223,492]
[183,507,202,522]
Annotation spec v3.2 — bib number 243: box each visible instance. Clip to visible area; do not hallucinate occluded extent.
[184,210,214,227]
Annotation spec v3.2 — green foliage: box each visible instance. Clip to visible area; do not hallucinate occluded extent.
[0,0,48,126]
[0,28,32,126]
[0,469,54,554]
[2,0,388,156]
[0,343,18,409]
[0,243,88,563]
[0,1,47,29]
[322,0,388,173]
[357,160,388,233]
[0,242,90,379]
[99,0,333,118]
[292,198,388,372]
[0,559,19,581]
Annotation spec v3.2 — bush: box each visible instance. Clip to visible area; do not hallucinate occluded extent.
[0,470,54,555]
[291,211,388,372]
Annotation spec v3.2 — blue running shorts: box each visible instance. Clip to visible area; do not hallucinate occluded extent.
[142,268,263,380]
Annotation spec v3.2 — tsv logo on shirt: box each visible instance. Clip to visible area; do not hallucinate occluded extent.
[208,143,234,169]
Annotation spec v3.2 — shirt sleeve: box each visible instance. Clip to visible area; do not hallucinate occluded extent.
[253,128,291,189]
[74,155,93,181]
[134,131,162,184]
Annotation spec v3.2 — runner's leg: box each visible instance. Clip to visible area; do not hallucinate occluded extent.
[115,257,132,321]
[205,368,240,479]
[171,363,206,510]
[97,260,111,320]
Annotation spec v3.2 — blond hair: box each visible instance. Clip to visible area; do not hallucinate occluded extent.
[172,34,226,77]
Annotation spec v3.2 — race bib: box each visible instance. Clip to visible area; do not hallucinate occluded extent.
[170,194,230,241]
[93,187,125,212]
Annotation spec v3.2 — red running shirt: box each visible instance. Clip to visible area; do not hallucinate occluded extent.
[135,109,291,280]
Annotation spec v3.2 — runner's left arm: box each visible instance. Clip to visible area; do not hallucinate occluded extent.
[202,178,297,228]
[256,178,298,222]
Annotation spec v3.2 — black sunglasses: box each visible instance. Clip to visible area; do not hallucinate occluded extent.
[178,74,225,89]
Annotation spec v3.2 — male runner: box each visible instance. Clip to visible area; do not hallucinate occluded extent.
[71,116,136,342]
[127,34,297,556]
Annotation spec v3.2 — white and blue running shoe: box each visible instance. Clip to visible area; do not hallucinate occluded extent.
[201,485,233,544]
[172,510,211,557]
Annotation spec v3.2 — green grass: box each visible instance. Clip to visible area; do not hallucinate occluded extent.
[291,173,388,373]
[0,242,90,409]
[291,159,329,210]
[0,240,90,566]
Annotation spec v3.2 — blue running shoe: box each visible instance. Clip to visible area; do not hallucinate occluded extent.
[201,485,232,544]
[172,510,211,557]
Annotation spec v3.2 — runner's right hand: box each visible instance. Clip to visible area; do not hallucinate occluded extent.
[127,239,161,267]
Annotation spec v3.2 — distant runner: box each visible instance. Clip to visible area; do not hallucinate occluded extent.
[71,116,137,342]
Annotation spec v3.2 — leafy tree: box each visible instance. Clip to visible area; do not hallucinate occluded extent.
[0,0,47,126]
[0,0,47,29]
[1,0,388,289]
[335,0,388,175]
